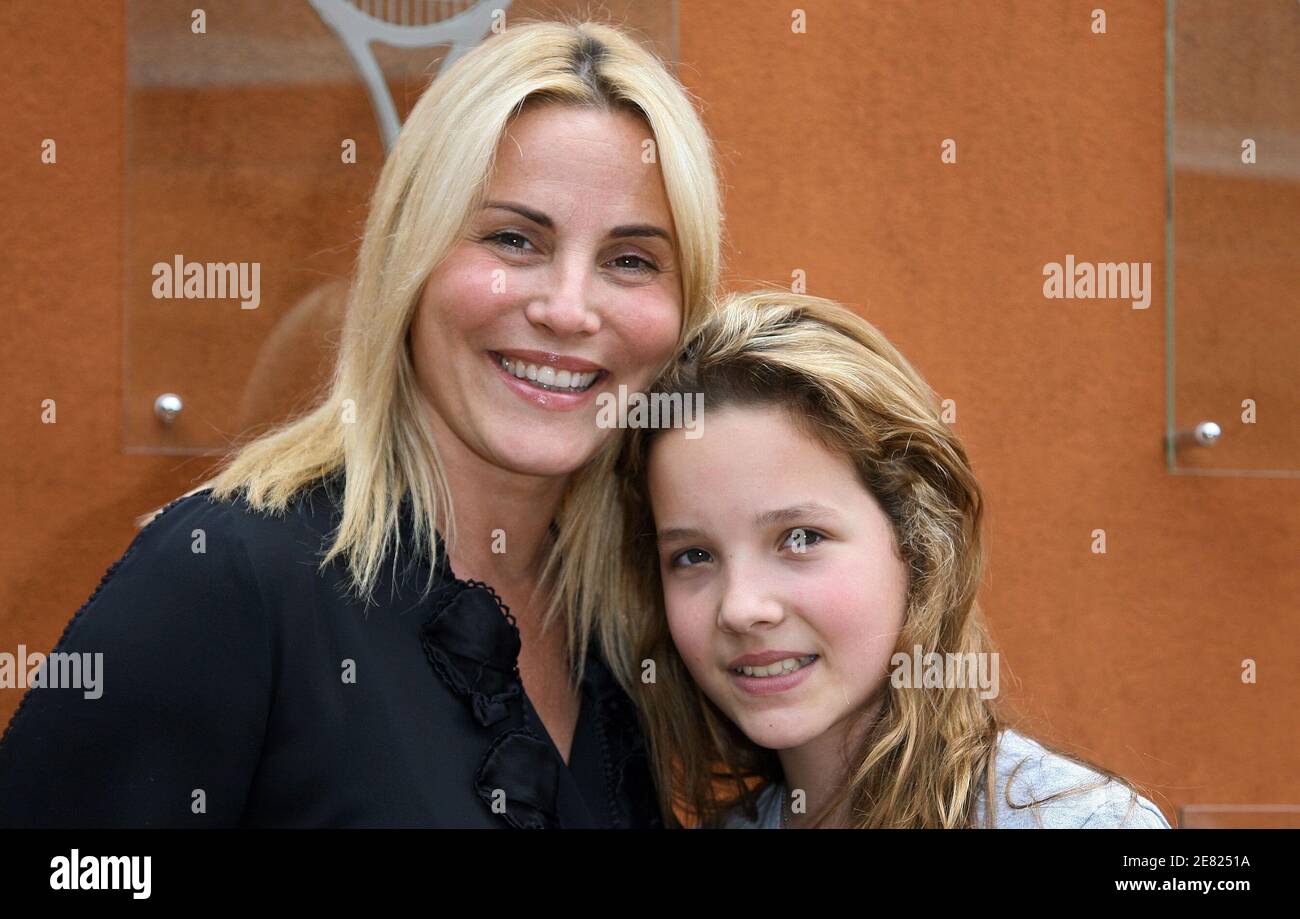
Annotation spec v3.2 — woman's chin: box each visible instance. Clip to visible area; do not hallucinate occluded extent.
[491,438,602,479]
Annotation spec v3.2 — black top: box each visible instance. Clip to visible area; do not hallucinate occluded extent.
[0,474,662,828]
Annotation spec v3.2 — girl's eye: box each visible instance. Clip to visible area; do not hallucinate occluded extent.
[781,528,824,553]
[669,547,712,569]
[608,253,659,275]
[484,231,534,253]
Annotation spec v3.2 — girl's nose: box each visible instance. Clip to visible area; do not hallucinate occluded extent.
[716,565,786,633]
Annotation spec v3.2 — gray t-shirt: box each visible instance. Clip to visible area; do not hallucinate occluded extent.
[719,728,1171,828]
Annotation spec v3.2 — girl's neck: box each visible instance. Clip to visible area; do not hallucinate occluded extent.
[776,694,884,829]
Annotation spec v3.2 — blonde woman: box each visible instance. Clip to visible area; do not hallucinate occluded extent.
[0,19,721,828]
[614,290,1171,829]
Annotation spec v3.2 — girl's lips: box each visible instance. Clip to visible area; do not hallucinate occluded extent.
[487,350,605,412]
[729,657,818,696]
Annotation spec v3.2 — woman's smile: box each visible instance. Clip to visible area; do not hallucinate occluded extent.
[486,349,609,411]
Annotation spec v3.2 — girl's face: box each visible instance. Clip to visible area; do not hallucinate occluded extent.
[647,403,909,752]
[410,103,683,478]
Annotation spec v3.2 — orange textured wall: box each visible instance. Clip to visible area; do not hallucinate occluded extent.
[1,0,1296,826]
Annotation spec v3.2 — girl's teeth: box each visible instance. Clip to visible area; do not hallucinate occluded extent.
[736,655,817,678]
[497,354,598,392]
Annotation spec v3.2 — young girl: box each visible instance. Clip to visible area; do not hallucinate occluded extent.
[613,289,1171,828]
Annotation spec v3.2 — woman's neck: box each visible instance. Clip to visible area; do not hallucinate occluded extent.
[425,415,569,593]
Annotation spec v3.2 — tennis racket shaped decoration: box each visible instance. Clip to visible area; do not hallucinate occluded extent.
[309,0,513,152]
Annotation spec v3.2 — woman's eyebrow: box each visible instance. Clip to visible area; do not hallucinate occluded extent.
[482,200,674,244]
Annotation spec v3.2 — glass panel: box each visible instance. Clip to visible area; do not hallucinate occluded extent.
[124,0,678,453]
[1166,0,1300,476]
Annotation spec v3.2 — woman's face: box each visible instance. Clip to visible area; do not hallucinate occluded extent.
[647,403,909,752]
[410,103,684,479]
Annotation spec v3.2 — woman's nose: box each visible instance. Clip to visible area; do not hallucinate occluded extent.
[525,254,601,337]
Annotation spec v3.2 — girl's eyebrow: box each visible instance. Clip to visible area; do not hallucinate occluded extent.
[482,200,674,244]
[655,525,702,546]
[655,502,840,545]
[753,502,840,527]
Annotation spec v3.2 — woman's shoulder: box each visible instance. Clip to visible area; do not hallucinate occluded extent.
[0,484,310,826]
[46,478,344,655]
[132,478,344,577]
[159,477,340,548]
[48,487,277,655]
[979,728,1170,829]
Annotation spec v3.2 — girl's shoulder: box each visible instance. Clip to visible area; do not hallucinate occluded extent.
[715,781,785,829]
[707,729,1170,829]
[977,728,1170,829]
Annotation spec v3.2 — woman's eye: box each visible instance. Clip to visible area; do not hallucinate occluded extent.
[484,231,534,253]
[669,547,712,569]
[609,253,659,274]
[484,234,656,274]
[781,528,824,553]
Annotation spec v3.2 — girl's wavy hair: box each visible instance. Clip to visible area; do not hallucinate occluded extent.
[616,288,1160,828]
[136,16,725,686]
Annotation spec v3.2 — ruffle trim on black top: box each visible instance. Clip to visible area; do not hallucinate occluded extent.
[418,572,662,828]
[419,577,563,828]
[411,496,661,829]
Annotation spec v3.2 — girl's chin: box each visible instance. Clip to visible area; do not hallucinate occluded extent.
[733,716,823,752]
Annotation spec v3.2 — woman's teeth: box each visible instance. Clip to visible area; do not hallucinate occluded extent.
[496,353,600,392]
[734,655,818,678]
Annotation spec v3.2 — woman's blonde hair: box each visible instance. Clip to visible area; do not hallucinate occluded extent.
[615,287,1159,828]
[144,17,724,683]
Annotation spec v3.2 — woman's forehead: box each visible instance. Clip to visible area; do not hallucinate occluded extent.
[488,108,670,208]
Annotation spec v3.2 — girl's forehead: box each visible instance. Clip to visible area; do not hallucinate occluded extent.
[645,404,870,511]
[646,406,824,491]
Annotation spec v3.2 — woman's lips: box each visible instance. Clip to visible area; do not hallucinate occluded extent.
[487,350,606,411]
[492,348,605,374]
